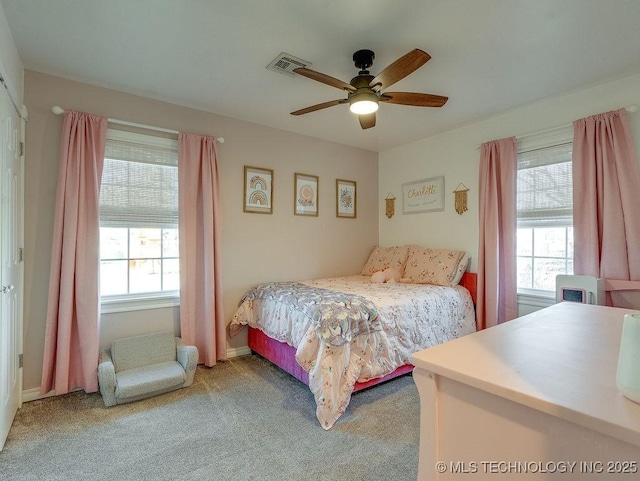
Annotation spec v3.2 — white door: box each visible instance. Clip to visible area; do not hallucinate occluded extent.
[0,78,23,451]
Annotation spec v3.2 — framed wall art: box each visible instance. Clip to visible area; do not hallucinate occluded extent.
[294,173,318,216]
[336,179,356,218]
[401,176,444,214]
[243,165,273,214]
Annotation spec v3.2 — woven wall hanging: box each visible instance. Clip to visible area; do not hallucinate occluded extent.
[453,183,469,215]
[385,193,396,218]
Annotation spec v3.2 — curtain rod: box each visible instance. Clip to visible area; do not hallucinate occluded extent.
[51,106,224,143]
[474,104,638,150]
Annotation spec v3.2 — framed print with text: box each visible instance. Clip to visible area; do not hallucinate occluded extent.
[402,176,444,214]
[294,173,318,216]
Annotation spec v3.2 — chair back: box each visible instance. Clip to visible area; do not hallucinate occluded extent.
[111,331,176,372]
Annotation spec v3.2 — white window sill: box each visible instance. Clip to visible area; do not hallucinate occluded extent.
[518,288,555,298]
[517,289,556,308]
[101,293,180,314]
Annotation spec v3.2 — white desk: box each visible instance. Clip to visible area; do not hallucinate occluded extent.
[412,303,640,480]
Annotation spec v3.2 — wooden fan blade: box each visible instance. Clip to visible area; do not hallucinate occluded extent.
[293,67,356,92]
[291,99,347,116]
[380,92,448,107]
[358,112,376,129]
[369,49,431,91]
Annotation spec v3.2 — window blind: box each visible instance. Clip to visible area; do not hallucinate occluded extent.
[100,131,178,228]
[517,142,573,228]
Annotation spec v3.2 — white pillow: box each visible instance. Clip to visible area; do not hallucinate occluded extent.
[451,252,471,286]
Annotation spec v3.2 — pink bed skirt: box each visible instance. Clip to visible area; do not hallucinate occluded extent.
[247,327,414,391]
[247,272,477,391]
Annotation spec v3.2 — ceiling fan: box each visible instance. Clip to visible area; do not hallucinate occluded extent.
[291,48,448,129]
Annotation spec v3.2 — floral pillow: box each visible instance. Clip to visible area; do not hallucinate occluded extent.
[361,245,410,276]
[403,246,468,286]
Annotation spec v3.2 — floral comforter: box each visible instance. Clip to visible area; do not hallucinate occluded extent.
[235,281,381,346]
[230,275,476,429]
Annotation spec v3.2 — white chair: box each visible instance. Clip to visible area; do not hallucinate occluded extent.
[98,331,198,407]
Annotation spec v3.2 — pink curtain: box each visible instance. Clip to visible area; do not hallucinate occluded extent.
[572,109,640,304]
[178,133,225,366]
[477,137,518,330]
[40,111,107,395]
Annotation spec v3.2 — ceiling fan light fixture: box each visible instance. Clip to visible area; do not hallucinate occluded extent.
[349,91,379,115]
[290,48,445,129]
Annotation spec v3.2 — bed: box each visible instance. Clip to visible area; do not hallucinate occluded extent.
[229,245,477,429]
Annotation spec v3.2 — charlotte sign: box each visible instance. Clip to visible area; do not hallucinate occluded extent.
[401,176,445,214]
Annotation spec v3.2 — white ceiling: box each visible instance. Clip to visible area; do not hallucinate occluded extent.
[3,0,640,152]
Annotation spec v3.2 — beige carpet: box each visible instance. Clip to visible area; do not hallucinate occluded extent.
[0,355,419,481]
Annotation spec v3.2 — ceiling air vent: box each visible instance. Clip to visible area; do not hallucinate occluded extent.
[267,52,311,77]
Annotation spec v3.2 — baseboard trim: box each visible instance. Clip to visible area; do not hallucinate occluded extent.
[227,346,252,358]
[22,345,254,403]
[22,387,57,403]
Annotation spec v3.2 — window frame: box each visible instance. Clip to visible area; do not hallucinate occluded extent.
[516,125,574,296]
[99,129,180,312]
[516,225,573,299]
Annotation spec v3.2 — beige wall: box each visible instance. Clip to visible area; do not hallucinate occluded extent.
[24,67,640,394]
[378,72,640,272]
[23,70,378,392]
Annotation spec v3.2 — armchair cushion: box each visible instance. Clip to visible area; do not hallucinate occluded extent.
[115,361,186,400]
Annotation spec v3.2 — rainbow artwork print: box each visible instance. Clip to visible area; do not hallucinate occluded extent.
[249,176,269,205]
[244,166,273,214]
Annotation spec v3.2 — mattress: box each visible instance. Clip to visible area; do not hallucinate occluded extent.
[230,274,476,429]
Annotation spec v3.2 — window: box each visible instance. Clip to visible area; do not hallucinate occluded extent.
[99,130,179,308]
[516,129,574,293]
